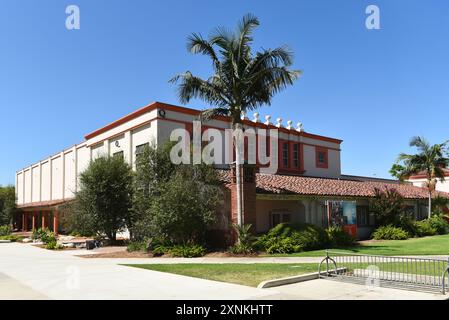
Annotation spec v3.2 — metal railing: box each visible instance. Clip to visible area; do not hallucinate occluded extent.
[319,250,449,294]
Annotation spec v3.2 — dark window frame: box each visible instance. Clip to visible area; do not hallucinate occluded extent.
[282,142,289,168]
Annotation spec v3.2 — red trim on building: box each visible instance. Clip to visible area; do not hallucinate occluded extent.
[84,101,343,145]
[315,146,329,169]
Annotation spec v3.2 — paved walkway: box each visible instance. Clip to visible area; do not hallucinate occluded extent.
[0,243,277,300]
[1,243,447,300]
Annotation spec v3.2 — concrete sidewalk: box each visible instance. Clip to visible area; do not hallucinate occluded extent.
[1,243,447,300]
[0,243,277,300]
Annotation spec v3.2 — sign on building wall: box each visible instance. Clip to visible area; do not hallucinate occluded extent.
[328,201,357,237]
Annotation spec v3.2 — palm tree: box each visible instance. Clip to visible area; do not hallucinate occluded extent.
[391,136,449,218]
[170,14,300,227]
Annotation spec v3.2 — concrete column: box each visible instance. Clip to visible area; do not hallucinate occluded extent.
[22,213,26,231]
[42,212,46,229]
[32,213,36,231]
[53,211,59,236]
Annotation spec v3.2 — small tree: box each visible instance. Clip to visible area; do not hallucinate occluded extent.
[0,186,16,226]
[131,142,176,240]
[74,156,134,243]
[369,187,408,227]
[149,164,221,244]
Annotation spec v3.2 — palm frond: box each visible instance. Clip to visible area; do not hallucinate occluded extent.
[187,33,220,70]
[169,71,230,106]
[409,136,430,153]
[200,108,230,122]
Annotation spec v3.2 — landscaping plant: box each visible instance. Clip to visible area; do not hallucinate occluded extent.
[326,226,356,247]
[0,225,12,237]
[256,223,329,254]
[372,225,409,240]
[229,224,256,255]
[71,156,134,243]
[169,244,206,258]
[0,186,15,226]
[413,220,437,237]
[427,214,449,235]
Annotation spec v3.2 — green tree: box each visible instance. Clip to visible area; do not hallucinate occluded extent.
[149,164,221,244]
[0,186,16,226]
[73,156,134,243]
[170,14,300,228]
[369,187,408,227]
[132,142,221,244]
[391,136,449,218]
[131,142,176,240]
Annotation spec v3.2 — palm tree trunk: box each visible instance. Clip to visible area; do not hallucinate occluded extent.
[235,123,243,227]
[428,190,432,219]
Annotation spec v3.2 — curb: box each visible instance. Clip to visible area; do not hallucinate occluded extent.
[257,267,347,289]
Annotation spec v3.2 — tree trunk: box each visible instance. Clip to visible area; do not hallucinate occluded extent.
[428,190,432,219]
[235,123,243,228]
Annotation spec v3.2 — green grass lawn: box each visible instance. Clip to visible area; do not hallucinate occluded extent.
[124,263,318,287]
[267,234,449,257]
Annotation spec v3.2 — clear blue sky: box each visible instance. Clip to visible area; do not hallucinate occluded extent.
[1,0,448,185]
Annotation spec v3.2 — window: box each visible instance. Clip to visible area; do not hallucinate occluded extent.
[271,211,292,228]
[113,151,124,159]
[315,147,328,168]
[135,143,149,155]
[356,206,375,227]
[293,143,299,168]
[135,143,149,165]
[282,142,289,167]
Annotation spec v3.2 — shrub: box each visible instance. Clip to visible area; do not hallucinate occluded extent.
[229,224,256,254]
[45,239,63,250]
[43,231,57,245]
[290,225,328,251]
[152,245,170,257]
[265,223,329,250]
[229,244,254,255]
[326,226,356,246]
[372,225,409,240]
[127,241,149,252]
[264,237,302,254]
[0,235,22,242]
[427,215,449,235]
[169,244,206,258]
[256,223,328,253]
[0,225,12,236]
[31,228,52,242]
[413,220,437,237]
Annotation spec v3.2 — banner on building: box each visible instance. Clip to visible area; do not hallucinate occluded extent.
[328,201,357,237]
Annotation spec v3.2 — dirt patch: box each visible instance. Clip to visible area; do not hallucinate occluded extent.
[204,251,260,258]
[78,251,153,258]
[78,250,262,259]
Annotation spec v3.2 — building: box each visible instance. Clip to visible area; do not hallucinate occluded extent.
[15,101,448,239]
[407,168,449,193]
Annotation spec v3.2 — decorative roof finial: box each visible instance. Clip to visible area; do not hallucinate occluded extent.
[253,112,260,123]
[264,115,272,125]
[287,120,293,130]
[276,118,283,128]
[241,110,248,120]
[296,122,303,132]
